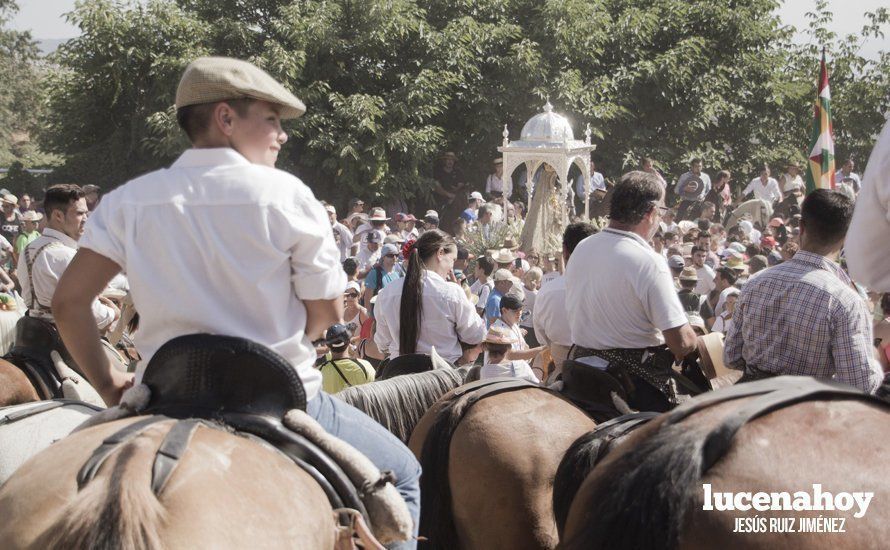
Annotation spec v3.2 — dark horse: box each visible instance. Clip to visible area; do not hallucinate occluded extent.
[559,376,890,550]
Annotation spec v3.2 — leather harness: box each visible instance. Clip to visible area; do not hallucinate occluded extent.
[74,334,371,526]
[0,399,103,427]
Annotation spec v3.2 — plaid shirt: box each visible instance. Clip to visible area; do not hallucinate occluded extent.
[724,250,882,393]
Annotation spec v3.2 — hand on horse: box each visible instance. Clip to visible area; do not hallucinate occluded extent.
[96,368,135,407]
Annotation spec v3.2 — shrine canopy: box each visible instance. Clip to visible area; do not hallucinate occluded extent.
[498,102,597,217]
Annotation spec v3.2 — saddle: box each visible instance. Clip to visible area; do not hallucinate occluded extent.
[79,335,371,530]
[377,349,453,381]
[558,359,630,422]
[6,315,79,399]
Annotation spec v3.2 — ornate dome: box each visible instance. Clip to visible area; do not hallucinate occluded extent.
[520,102,575,143]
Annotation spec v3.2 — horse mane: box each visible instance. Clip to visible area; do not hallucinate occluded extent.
[336,367,468,443]
[34,431,166,550]
[560,422,707,550]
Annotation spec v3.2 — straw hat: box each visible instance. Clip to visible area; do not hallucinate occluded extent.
[438,152,458,161]
[679,266,699,282]
[175,56,306,119]
[368,207,389,221]
[1,194,18,206]
[501,237,520,251]
[484,325,517,345]
[491,248,516,264]
[21,210,43,222]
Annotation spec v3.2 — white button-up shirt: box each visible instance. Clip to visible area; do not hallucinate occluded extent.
[374,269,486,362]
[80,148,346,399]
[533,274,572,347]
[485,173,513,199]
[17,228,115,329]
[566,228,688,349]
[847,119,890,292]
[743,177,782,203]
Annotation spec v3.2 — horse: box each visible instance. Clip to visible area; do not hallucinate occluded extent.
[340,366,597,549]
[0,399,103,484]
[0,415,338,549]
[559,376,890,550]
[0,358,40,406]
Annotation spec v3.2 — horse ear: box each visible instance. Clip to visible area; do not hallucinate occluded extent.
[429,346,452,370]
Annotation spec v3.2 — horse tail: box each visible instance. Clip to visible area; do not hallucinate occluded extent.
[35,428,167,550]
[559,422,707,550]
[417,393,473,550]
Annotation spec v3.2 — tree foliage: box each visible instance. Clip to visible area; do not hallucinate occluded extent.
[35,0,890,205]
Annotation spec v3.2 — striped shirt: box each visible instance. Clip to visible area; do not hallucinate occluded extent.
[724,250,882,393]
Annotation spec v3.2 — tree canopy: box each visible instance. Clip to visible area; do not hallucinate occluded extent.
[16,0,890,207]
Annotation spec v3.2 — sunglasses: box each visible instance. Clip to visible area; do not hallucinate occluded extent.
[384,254,397,258]
[345,292,359,298]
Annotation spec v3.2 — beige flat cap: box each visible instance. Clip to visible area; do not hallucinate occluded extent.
[175,57,306,119]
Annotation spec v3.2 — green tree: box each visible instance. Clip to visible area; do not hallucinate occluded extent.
[0,0,47,167]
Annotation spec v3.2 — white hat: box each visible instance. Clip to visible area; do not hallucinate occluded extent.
[381,243,399,256]
[345,281,361,294]
[21,210,43,222]
[491,248,516,264]
[493,268,513,282]
[368,207,389,221]
[1,194,18,206]
[425,209,439,218]
[468,191,485,203]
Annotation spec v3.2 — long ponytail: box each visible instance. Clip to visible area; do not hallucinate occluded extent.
[399,229,454,354]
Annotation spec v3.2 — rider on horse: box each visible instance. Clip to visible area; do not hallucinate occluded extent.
[50,56,420,547]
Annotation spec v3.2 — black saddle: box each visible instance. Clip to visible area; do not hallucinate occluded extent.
[5,315,76,399]
[558,359,630,422]
[130,334,368,523]
[141,333,307,418]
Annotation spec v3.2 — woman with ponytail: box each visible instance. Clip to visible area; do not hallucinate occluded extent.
[374,229,486,362]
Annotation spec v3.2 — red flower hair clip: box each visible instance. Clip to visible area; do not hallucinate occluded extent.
[402,239,417,258]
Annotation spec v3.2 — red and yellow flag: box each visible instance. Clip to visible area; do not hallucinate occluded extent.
[805,50,835,192]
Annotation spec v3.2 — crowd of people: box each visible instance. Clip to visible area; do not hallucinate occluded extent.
[4,56,887,549]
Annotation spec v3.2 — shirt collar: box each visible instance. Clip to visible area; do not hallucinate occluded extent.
[791,250,851,283]
[171,148,252,169]
[425,270,446,283]
[43,228,78,249]
[603,227,652,250]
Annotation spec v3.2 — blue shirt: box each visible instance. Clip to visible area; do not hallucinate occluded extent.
[365,265,401,291]
[460,208,478,222]
[484,288,504,324]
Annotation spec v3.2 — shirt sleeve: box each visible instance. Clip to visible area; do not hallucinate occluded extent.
[485,175,492,194]
[365,268,379,290]
[477,284,490,311]
[454,290,486,345]
[724,296,746,370]
[485,293,501,320]
[533,295,551,346]
[742,179,755,197]
[642,262,688,331]
[830,297,883,393]
[373,295,394,357]
[80,189,126,268]
[279,191,347,301]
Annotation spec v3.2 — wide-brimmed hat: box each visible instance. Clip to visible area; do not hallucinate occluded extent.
[438,152,458,161]
[679,175,705,200]
[679,266,699,281]
[501,237,520,251]
[484,325,517,345]
[368,207,389,221]
[492,158,503,165]
[175,56,306,119]
[1,194,18,206]
[21,210,43,222]
[491,248,516,264]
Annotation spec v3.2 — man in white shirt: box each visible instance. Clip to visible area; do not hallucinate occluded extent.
[485,158,512,200]
[847,119,890,291]
[50,57,421,543]
[712,266,740,317]
[17,184,118,332]
[691,246,716,295]
[534,222,597,376]
[781,161,806,194]
[566,171,697,411]
[835,158,861,193]
[355,231,382,277]
[326,204,354,260]
[742,166,783,203]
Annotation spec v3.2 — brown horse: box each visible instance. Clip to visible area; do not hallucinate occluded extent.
[560,377,890,550]
[0,358,40,406]
[0,415,337,549]
[409,382,595,549]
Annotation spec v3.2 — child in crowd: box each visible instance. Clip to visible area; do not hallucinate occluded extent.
[479,325,539,383]
[492,295,545,363]
[470,256,495,316]
[520,267,543,347]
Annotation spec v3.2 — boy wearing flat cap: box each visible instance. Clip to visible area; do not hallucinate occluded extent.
[51,57,420,544]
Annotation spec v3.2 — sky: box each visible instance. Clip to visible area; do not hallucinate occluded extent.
[9,0,890,59]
